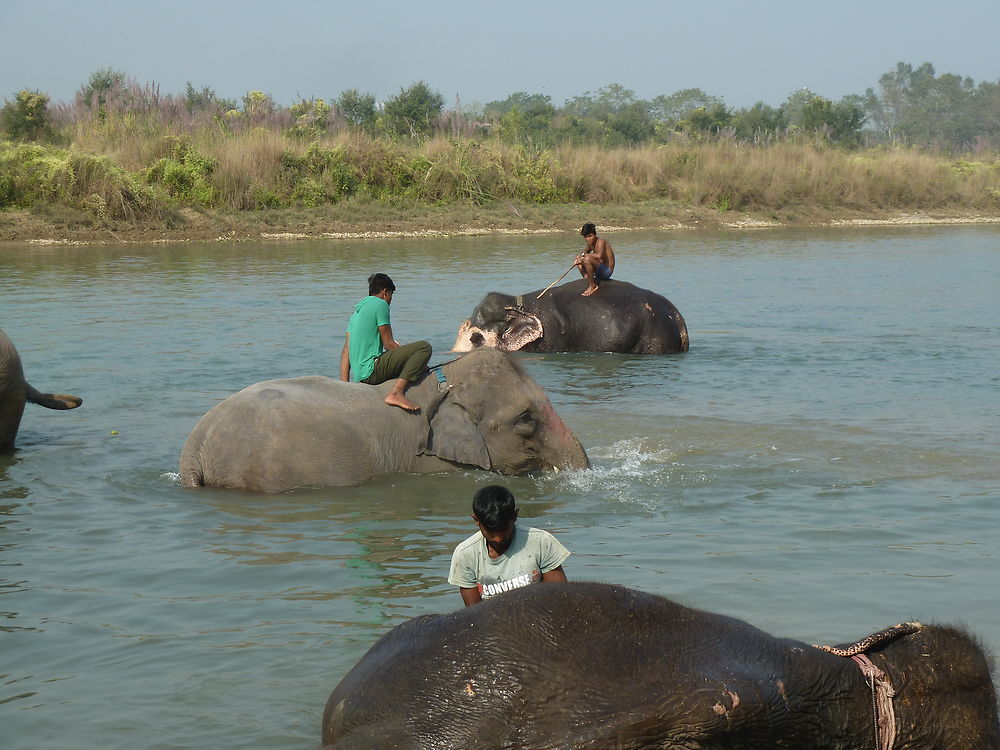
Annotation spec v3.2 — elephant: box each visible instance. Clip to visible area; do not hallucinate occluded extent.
[179,347,589,492]
[321,582,999,750]
[1,328,82,451]
[452,278,689,354]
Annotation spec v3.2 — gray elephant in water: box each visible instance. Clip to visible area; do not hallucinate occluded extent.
[180,348,589,492]
[1,328,82,451]
[322,582,999,749]
[453,278,688,354]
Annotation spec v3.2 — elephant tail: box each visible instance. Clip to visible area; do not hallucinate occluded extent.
[179,419,209,488]
[178,450,205,488]
[26,383,82,410]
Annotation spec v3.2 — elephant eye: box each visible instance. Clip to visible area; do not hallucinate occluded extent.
[513,410,537,437]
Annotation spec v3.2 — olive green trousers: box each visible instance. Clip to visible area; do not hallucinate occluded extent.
[362,340,432,385]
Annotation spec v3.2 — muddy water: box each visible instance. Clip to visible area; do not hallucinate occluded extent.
[1,225,998,748]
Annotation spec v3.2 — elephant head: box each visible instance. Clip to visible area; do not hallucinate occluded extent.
[422,348,587,475]
[180,348,588,491]
[452,292,544,353]
[1,328,82,451]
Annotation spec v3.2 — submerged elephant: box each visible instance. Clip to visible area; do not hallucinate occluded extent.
[1,328,82,451]
[452,278,689,354]
[322,582,999,750]
[179,348,588,492]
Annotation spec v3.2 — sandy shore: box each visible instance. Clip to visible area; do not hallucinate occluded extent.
[3,204,1000,247]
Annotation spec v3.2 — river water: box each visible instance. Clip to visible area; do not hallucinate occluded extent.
[2,225,998,748]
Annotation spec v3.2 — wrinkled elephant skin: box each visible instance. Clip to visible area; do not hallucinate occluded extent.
[322,582,999,750]
[0,328,82,451]
[179,348,589,492]
[453,278,689,354]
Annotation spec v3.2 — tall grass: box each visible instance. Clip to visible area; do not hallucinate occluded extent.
[3,111,999,222]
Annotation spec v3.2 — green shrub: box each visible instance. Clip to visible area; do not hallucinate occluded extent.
[144,136,218,206]
[1,90,54,142]
[0,140,160,219]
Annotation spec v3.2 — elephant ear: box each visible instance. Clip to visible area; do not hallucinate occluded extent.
[420,388,491,470]
[501,308,543,351]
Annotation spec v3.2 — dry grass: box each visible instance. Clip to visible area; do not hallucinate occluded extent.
[6,114,1000,226]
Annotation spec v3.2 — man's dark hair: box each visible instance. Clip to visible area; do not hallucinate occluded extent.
[368,273,396,296]
[472,485,517,530]
[581,222,597,237]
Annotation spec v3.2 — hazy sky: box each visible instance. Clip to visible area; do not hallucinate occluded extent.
[2,0,998,110]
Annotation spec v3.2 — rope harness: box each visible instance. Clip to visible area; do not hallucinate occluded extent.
[813,621,922,750]
[850,653,897,750]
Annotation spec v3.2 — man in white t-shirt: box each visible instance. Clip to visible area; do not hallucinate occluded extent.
[448,485,570,606]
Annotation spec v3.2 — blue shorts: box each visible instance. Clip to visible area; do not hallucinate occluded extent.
[595,263,612,281]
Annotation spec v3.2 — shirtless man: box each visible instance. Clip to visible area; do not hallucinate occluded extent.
[575,222,616,296]
[340,273,431,411]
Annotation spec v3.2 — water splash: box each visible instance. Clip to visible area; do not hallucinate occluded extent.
[545,439,710,509]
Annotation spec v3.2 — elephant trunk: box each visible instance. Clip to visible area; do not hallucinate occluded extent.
[539,397,589,471]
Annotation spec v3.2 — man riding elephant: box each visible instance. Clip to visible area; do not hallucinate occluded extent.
[180,348,589,492]
[453,279,688,354]
[340,272,432,412]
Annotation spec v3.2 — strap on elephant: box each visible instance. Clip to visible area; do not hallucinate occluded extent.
[427,360,458,393]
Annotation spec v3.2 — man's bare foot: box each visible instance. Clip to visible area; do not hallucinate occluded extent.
[581,285,599,296]
[385,392,420,412]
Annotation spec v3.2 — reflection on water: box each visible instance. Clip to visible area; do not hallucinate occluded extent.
[1,225,999,750]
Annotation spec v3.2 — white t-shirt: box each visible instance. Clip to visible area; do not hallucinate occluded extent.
[448,525,570,600]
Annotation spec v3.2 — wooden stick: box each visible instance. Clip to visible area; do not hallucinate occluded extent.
[537,258,580,298]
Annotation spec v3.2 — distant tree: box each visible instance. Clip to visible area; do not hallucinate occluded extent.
[797,94,867,145]
[564,84,640,118]
[608,101,656,144]
[78,68,127,109]
[484,92,554,118]
[336,89,377,131]
[1,90,54,142]
[678,103,733,137]
[781,88,820,129]
[865,61,978,147]
[731,102,787,141]
[970,80,1000,148]
[382,81,444,137]
[651,88,724,124]
[489,93,557,144]
[184,82,237,114]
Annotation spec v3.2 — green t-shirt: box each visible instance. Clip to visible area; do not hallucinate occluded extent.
[346,296,391,382]
[448,525,570,599]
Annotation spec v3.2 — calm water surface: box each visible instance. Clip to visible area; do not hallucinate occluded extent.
[2,226,998,748]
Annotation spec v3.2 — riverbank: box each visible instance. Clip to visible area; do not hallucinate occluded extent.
[4,201,1000,246]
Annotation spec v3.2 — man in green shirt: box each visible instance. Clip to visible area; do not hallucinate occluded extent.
[449,485,570,606]
[339,273,431,412]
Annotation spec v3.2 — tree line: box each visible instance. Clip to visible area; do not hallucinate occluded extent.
[3,61,999,152]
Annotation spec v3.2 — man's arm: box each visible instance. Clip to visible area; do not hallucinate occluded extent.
[459,587,483,606]
[541,566,567,583]
[339,336,351,382]
[596,238,614,272]
[378,324,400,351]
